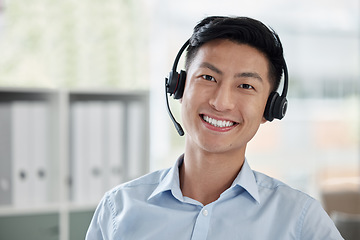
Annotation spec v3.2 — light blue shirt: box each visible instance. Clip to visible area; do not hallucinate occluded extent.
[86,155,343,240]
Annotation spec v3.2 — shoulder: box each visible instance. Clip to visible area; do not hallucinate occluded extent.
[103,169,169,204]
[86,168,172,239]
[253,171,343,239]
[105,168,171,199]
[253,170,320,221]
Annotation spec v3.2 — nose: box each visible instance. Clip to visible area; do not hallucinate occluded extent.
[209,84,235,112]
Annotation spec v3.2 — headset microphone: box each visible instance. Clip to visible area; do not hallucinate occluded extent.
[165,80,184,136]
[165,40,190,136]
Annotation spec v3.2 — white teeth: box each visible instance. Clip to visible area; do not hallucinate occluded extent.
[202,115,234,128]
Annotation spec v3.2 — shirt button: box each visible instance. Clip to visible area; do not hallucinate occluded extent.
[202,209,208,217]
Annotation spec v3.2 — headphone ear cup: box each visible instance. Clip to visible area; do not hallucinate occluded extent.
[264,92,288,121]
[273,95,288,120]
[173,70,186,99]
[166,71,179,95]
[264,92,278,121]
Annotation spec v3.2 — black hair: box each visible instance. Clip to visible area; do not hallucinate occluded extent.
[185,16,285,91]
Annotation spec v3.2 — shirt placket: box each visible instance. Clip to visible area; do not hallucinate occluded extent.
[191,204,214,240]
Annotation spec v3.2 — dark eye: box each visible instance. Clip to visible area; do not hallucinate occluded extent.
[202,75,216,82]
[239,84,254,90]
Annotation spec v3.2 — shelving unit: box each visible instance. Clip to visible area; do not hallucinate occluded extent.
[0,88,150,240]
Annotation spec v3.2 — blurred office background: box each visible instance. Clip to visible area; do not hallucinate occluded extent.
[0,0,359,239]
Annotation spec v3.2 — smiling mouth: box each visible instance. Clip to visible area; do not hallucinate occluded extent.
[201,114,237,128]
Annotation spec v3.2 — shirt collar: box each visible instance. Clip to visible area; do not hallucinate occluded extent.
[231,158,260,204]
[148,155,184,202]
[148,155,260,204]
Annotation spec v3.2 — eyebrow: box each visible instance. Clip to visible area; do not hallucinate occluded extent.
[199,62,263,82]
[235,72,263,82]
[200,62,223,75]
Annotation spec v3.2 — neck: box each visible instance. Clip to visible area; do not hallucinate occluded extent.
[179,143,246,205]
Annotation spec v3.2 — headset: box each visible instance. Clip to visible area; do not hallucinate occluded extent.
[165,39,288,136]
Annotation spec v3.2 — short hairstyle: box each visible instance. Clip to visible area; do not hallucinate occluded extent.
[185,16,285,92]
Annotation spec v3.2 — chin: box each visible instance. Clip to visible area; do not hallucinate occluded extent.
[198,138,243,155]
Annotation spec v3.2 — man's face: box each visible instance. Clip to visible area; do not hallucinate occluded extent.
[181,39,271,155]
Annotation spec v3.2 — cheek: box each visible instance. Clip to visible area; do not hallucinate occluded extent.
[180,82,204,128]
[240,96,268,121]
[183,78,196,97]
[180,97,195,134]
[180,87,194,116]
[181,80,202,107]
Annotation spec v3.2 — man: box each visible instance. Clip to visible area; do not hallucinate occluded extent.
[86,16,343,239]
